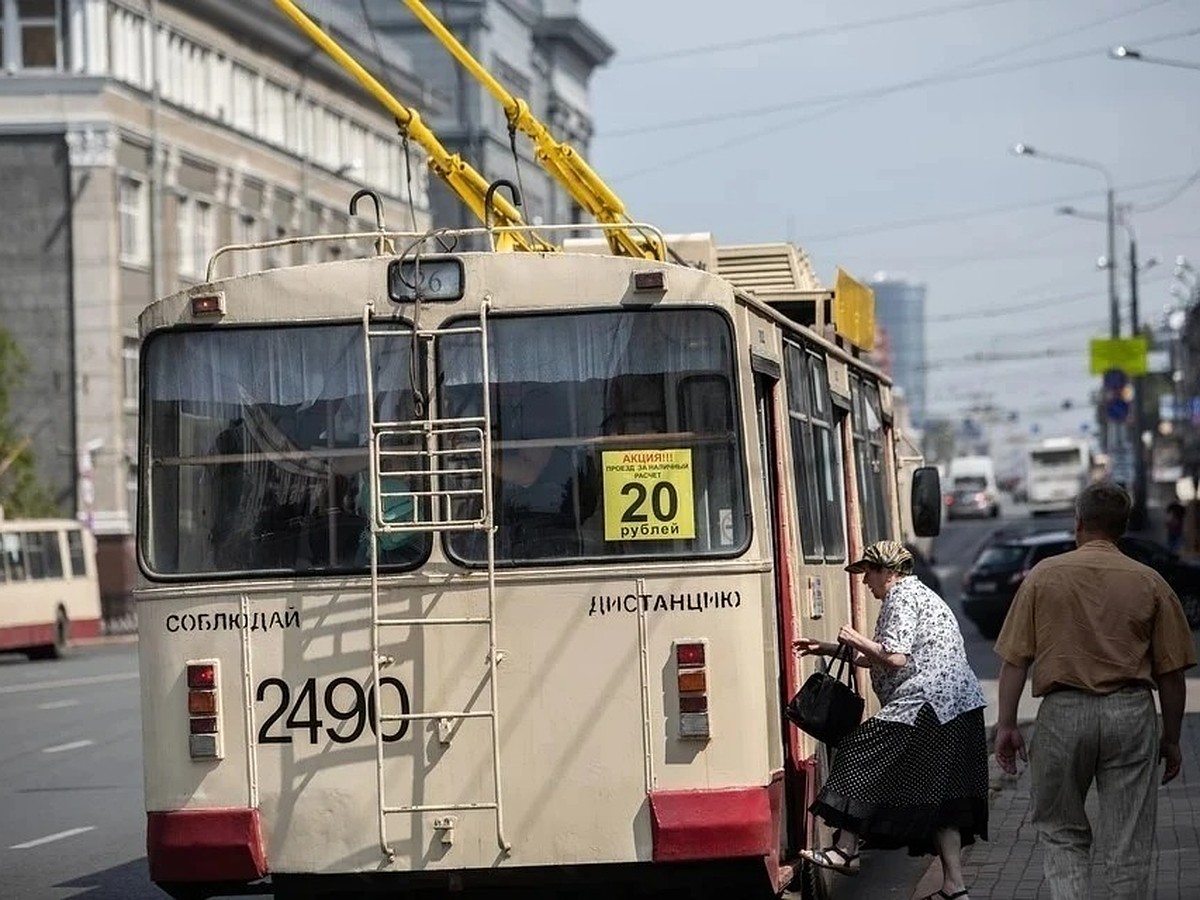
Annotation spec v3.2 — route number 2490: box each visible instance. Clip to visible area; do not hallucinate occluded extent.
[255,676,410,745]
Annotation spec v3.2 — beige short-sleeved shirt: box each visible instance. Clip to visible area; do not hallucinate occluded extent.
[995,539,1196,696]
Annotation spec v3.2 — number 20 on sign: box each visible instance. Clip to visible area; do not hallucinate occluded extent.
[602,449,696,541]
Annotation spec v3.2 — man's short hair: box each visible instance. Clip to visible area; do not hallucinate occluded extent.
[1076,481,1131,538]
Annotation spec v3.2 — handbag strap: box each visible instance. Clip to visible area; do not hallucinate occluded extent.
[826,642,859,692]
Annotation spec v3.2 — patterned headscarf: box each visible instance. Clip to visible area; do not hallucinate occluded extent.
[844,540,914,575]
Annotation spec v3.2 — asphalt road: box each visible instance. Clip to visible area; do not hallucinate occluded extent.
[0,642,172,900]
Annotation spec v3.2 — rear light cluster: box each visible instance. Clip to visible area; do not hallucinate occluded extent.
[186,660,223,760]
[1008,568,1030,585]
[675,640,710,741]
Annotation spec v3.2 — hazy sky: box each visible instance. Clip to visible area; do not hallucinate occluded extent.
[579,0,1200,444]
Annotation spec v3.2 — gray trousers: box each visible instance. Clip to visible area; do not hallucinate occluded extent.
[1030,687,1160,900]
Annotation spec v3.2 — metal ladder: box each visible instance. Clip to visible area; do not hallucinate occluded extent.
[360,301,511,860]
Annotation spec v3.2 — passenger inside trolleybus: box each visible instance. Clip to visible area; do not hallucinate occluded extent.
[492,386,599,559]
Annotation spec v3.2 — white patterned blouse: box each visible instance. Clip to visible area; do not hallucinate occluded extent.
[870,575,987,725]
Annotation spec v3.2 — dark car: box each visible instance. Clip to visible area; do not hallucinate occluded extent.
[961,530,1200,639]
[960,531,1076,639]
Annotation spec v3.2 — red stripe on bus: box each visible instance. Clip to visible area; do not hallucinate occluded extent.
[0,623,56,652]
[147,808,268,883]
[72,618,102,639]
[0,618,102,652]
[648,786,772,861]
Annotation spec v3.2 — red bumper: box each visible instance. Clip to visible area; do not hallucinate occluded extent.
[147,808,268,883]
[648,786,773,862]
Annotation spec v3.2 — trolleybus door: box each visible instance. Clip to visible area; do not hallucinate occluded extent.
[753,368,805,860]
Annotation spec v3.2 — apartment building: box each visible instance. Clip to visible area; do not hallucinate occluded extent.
[0,0,441,616]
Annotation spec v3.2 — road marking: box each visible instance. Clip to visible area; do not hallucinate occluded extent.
[9,826,96,849]
[42,740,94,754]
[0,672,137,695]
[36,700,79,710]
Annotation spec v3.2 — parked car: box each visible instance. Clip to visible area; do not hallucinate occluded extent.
[960,531,1076,638]
[961,530,1200,638]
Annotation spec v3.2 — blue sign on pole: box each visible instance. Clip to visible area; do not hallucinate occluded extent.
[1102,367,1130,422]
[1105,398,1130,423]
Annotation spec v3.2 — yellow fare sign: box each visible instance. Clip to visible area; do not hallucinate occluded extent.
[602,449,695,541]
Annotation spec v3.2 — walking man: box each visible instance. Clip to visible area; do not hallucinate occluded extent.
[994,481,1195,900]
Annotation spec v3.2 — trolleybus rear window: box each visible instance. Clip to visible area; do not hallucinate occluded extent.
[437,308,749,563]
[140,323,431,576]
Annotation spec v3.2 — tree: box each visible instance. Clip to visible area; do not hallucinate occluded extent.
[0,328,56,517]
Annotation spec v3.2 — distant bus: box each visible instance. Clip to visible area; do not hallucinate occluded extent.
[1026,437,1092,516]
[0,519,102,659]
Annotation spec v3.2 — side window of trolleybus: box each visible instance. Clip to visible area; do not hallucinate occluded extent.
[784,343,847,563]
[851,377,890,545]
[438,308,750,564]
[140,323,431,576]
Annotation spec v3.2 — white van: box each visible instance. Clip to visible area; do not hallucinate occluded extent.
[945,455,1000,519]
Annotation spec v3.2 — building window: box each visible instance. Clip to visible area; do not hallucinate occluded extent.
[231,64,258,133]
[176,196,214,278]
[118,175,149,266]
[234,212,260,274]
[2,0,61,72]
[123,337,139,411]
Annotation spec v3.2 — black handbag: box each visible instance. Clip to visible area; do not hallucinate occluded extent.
[785,642,864,745]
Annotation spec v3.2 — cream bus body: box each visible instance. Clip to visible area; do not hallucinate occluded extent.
[136,235,934,899]
[0,518,102,658]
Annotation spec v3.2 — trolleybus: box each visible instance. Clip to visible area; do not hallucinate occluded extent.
[136,216,940,900]
[0,518,102,659]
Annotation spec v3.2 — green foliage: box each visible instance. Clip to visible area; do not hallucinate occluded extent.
[0,329,56,518]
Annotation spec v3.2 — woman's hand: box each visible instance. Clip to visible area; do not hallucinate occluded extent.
[836,625,871,653]
[792,638,831,657]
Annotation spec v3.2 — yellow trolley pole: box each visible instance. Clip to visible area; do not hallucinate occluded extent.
[399,0,664,261]
[271,0,555,253]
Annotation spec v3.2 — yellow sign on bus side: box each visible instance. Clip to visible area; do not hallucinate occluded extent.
[602,449,695,541]
[833,268,875,351]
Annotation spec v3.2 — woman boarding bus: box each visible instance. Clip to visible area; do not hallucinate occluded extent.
[135,220,940,900]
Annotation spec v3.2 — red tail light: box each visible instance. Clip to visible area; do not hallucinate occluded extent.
[185,659,223,760]
[674,640,710,741]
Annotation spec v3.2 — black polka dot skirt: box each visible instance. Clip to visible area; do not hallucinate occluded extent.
[808,703,989,856]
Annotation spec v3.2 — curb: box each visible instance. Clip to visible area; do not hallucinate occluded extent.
[77,633,139,646]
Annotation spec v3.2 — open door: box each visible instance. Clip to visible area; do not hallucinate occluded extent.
[753,369,809,866]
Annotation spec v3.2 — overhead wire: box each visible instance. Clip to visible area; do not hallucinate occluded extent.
[605,2,1178,179]
[614,0,1026,66]
[804,169,1199,244]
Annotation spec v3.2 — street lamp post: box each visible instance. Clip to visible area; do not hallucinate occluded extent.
[1013,143,1120,458]
[1110,46,1200,72]
[1012,144,1119,338]
[1057,202,1159,527]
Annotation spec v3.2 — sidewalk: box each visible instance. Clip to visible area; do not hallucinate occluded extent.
[910,713,1200,899]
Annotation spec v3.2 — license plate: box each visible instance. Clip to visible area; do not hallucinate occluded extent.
[972,582,997,594]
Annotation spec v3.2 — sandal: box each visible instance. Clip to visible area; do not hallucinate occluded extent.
[798,845,860,875]
[921,891,969,899]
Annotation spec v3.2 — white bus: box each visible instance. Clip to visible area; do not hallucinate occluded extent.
[0,518,102,659]
[1026,437,1092,516]
[135,219,941,900]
